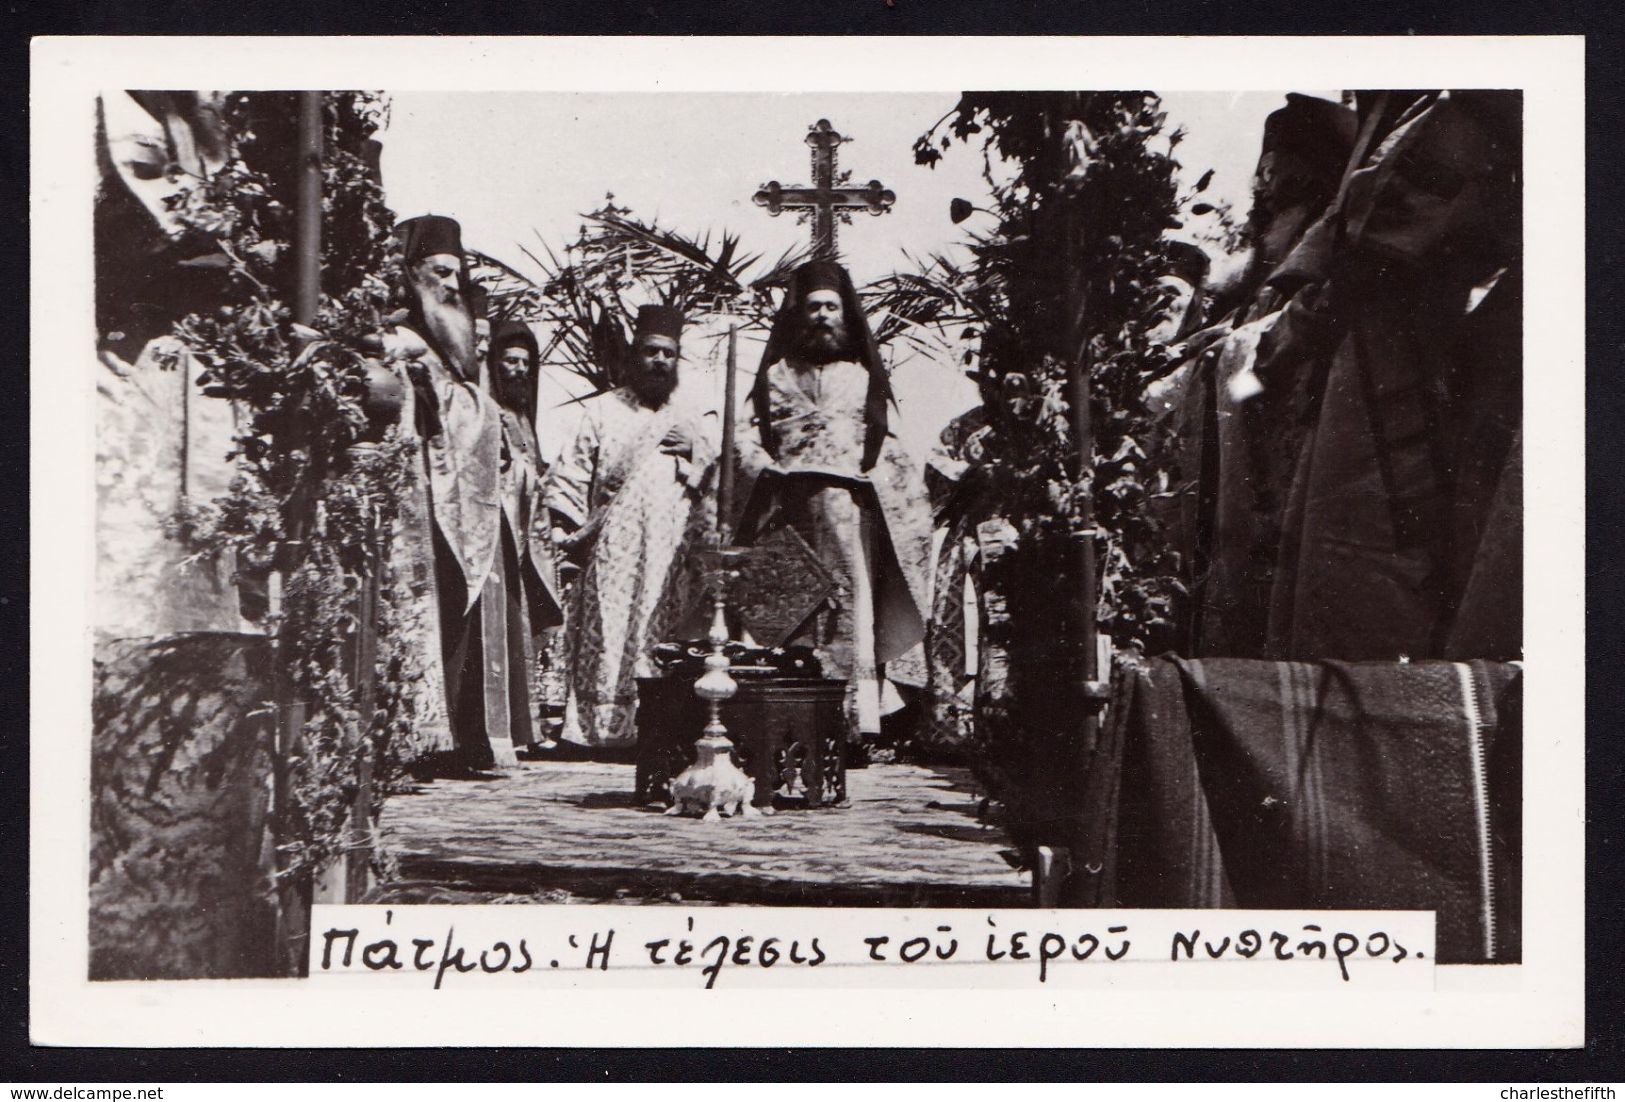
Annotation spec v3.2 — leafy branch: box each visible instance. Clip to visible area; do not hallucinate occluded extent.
[161,91,421,895]
[911,92,1195,849]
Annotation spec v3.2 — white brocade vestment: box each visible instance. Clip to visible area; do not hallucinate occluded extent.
[95,338,250,641]
[543,386,715,748]
[377,361,454,757]
[737,358,933,739]
[383,324,510,763]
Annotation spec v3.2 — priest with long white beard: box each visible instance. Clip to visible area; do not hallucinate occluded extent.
[383,214,515,770]
[736,260,933,747]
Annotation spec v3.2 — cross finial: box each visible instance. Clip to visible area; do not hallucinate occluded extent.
[753,118,895,260]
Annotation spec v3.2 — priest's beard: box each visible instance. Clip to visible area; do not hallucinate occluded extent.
[408,268,478,380]
[629,364,677,408]
[796,316,852,365]
[495,367,531,415]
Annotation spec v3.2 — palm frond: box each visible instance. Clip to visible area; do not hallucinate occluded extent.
[748,240,815,292]
[857,248,1003,377]
[864,258,982,331]
[587,212,759,294]
[469,248,539,287]
[467,249,546,324]
[519,198,966,391]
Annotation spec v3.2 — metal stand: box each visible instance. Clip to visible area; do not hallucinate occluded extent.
[665,548,759,821]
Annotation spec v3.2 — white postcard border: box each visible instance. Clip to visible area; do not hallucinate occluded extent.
[29,34,1586,1048]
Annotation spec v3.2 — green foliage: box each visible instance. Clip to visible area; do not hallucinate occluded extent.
[913,93,1191,849]
[163,92,417,893]
[916,93,1188,651]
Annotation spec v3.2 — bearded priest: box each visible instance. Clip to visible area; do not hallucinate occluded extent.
[544,305,718,750]
[383,214,516,771]
[488,317,564,749]
[736,260,933,747]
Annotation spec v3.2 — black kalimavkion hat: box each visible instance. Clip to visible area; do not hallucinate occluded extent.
[796,260,848,295]
[1161,239,1212,287]
[1258,94,1359,193]
[490,317,538,359]
[397,214,464,263]
[633,304,686,342]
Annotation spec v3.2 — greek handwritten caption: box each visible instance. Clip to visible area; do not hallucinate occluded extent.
[309,906,1434,990]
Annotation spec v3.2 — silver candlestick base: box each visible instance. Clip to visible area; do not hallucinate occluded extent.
[666,548,759,822]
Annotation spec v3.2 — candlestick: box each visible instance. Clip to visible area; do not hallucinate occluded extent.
[717,325,738,537]
[665,547,757,821]
[664,324,756,822]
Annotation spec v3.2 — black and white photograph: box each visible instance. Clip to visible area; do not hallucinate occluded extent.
[31,36,1585,1049]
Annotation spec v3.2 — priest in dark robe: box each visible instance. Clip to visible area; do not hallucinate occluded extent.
[736,260,933,744]
[1243,90,1522,660]
[488,318,564,749]
[383,214,516,769]
[1151,94,1359,657]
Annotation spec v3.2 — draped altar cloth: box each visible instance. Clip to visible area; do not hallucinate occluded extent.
[1075,656,1522,964]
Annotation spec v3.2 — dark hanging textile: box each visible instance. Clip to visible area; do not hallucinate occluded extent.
[1444,431,1522,662]
[1074,656,1522,964]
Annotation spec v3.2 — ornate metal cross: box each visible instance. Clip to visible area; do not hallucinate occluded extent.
[753,119,895,260]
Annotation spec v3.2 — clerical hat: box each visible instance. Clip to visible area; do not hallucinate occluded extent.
[1259,94,1358,191]
[1161,239,1212,287]
[467,283,490,321]
[397,214,465,263]
[633,304,685,342]
[796,260,848,296]
[490,318,538,359]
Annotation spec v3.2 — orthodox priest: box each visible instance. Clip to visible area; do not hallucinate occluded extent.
[383,214,516,770]
[736,260,933,744]
[1247,90,1522,661]
[544,305,717,749]
[489,318,564,749]
[920,396,996,756]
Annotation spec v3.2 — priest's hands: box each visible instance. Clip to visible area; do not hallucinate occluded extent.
[658,423,695,458]
[760,464,869,489]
